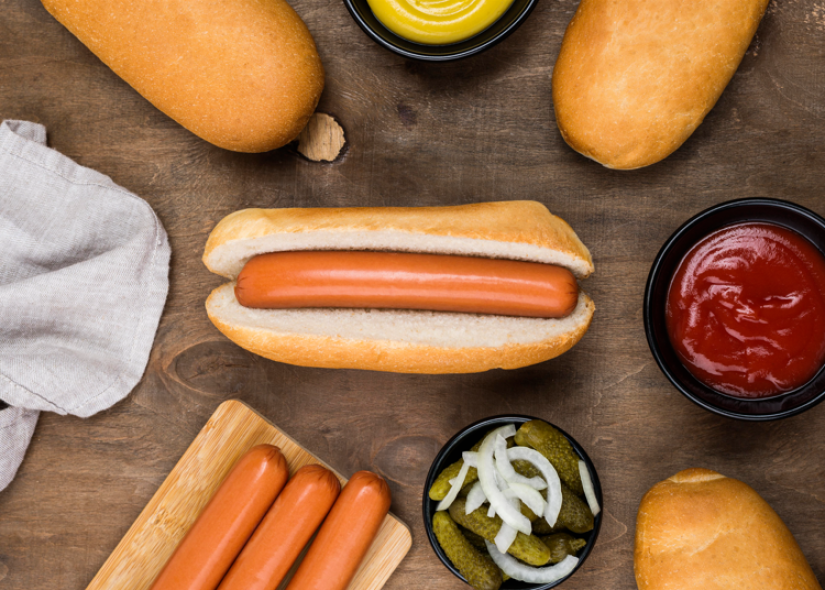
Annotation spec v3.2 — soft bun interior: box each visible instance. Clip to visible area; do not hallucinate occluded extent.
[205,230,595,281]
[208,283,594,349]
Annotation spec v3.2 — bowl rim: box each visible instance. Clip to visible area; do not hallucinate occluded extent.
[643,197,825,421]
[341,0,541,61]
[422,414,602,590]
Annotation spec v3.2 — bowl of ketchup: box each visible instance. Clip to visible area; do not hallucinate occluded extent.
[645,198,825,420]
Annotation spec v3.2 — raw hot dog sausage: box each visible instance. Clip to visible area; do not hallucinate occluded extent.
[217,465,342,590]
[284,470,392,590]
[149,445,289,590]
[234,251,579,318]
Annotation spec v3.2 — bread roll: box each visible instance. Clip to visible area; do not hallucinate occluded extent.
[553,0,769,170]
[635,468,822,590]
[41,0,324,153]
[203,201,596,374]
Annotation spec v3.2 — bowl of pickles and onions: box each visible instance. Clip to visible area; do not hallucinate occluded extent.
[423,416,602,590]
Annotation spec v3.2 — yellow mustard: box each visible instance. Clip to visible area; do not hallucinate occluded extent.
[367,0,516,45]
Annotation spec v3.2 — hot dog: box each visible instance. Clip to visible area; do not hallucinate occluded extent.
[284,471,392,590]
[235,251,579,318]
[149,445,289,590]
[217,465,342,590]
[203,201,596,373]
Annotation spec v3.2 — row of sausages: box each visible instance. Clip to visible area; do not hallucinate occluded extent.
[149,445,392,590]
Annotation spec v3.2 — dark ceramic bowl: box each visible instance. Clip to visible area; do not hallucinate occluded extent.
[644,197,825,421]
[423,415,602,589]
[342,0,539,61]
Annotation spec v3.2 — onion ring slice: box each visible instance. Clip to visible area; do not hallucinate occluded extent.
[579,460,601,516]
[506,446,562,527]
[465,481,487,515]
[508,482,546,517]
[494,435,547,490]
[435,451,473,512]
[494,523,518,554]
[485,541,579,584]
[478,426,531,534]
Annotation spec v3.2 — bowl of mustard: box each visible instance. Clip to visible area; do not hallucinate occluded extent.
[343,0,539,60]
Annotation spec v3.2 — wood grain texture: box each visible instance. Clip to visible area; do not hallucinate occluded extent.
[84,400,410,590]
[0,0,824,589]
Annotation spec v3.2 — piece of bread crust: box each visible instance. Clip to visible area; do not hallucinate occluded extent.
[635,468,822,590]
[553,0,769,170]
[204,201,594,280]
[41,0,324,153]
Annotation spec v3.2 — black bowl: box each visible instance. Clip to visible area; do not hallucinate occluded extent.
[423,415,602,589]
[644,197,825,421]
[342,0,539,61]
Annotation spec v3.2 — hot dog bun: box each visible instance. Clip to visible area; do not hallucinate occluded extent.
[203,201,595,374]
[41,0,324,153]
[635,468,822,590]
[553,0,769,169]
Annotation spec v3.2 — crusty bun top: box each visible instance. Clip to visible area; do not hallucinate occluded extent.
[203,201,594,280]
[41,0,324,153]
[635,468,822,590]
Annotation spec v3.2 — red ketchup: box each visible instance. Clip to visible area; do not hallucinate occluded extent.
[666,222,825,398]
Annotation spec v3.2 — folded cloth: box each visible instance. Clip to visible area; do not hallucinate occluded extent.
[0,120,170,492]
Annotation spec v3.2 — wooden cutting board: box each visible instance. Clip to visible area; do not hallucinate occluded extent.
[85,399,412,590]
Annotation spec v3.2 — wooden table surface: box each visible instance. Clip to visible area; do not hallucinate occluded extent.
[1,0,824,588]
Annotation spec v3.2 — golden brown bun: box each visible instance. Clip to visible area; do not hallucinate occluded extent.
[204,201,595,279]
[553,0,769,170]
[41,0,324,153]
[635,468,822,590]
[202,202,596,374]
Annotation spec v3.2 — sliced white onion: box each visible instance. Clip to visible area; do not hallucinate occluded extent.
[496,423,518,440]
[508,482,546,518]
[494,435,547,491]
[487,503,496,518]
[579,460,601,516]
[478,427,532,535]
[465,481,487,515]
[462,451,478,468]
[494,522,518,554]
[436,458,472,511]
[507,446,562,527]
[485,540,579,584]
[494,491,523,553]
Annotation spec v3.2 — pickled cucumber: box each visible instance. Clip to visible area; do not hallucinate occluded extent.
[520,502,538,522]
[460,526,488,549]
[432,511,503,590]
[515,420,584,496]
[540,533,587,563]
[448,497,552,566]
[532,483,594,534]
[512,459,542,479]
[429,433,513,501]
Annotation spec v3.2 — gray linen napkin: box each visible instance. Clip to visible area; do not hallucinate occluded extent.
[0,120,170,491]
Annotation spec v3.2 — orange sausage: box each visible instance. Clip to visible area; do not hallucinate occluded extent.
[149,445,289,590]
[217,465,342,590]
[235,251,579,318]
[284,470,392,590]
